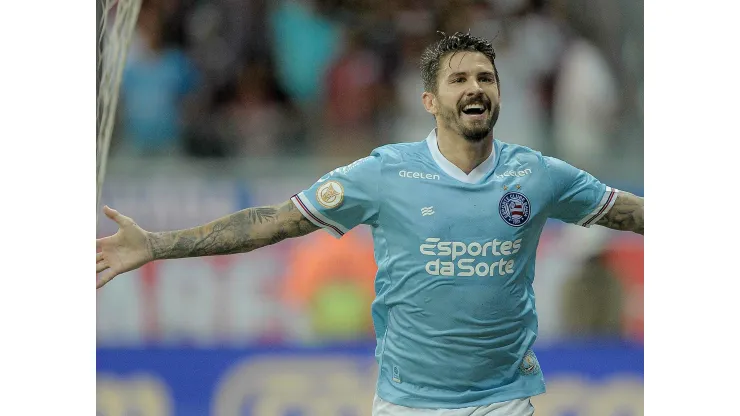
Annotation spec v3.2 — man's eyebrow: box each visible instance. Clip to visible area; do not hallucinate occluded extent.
[446,70,496,78]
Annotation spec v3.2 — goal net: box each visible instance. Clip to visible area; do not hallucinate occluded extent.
[97,0,142,222]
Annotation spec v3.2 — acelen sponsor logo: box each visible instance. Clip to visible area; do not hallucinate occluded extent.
[495,168,532,179]
[399,170,440,180]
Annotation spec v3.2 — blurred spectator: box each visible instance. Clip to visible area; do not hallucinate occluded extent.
[390,10,435,143]
[119,2,200,157]
[184,2,240,103]
[561,250,624,338]
[471,0,566,153]
[604,236,644,341]
[213,59,306,156]
[321,30,386,156]
[552,37,618,173]
[186,0,269,85]
[269,0,342,110]
[103,0,643,166]
[281,229,377,341]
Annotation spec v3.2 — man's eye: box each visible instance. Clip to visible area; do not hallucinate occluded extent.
[480,77,494,83]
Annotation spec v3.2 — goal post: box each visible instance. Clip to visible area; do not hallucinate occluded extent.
[96,0,142,223]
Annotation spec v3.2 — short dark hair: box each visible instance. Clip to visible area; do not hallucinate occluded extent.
[420,31,499,94]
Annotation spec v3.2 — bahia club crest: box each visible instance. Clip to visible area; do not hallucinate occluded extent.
[499,191,531,227]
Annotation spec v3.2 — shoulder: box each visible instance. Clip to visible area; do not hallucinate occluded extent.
[495,140,549,171]
[370,140,429,165]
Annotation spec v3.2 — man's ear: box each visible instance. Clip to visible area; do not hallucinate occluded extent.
[422,91,436,115]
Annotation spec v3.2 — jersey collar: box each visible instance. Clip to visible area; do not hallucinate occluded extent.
[425,128,498,184]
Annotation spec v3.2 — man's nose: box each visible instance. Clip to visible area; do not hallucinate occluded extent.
[466,81,484,95]
[465,83,485,98]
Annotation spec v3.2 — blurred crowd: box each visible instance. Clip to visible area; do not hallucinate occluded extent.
[97,0,644,345]
[109,0,643,176]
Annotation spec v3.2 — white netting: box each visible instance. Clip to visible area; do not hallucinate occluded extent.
[97,0,142,221]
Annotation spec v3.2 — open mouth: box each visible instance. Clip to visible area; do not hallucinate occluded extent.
[460,103,488,118]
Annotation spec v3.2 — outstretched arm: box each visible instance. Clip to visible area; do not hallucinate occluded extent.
[96,200,319,288]
[595,191,644,235]
[147,200,318,259]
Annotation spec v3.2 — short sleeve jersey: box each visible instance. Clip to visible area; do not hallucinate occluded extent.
[291,129,618,408]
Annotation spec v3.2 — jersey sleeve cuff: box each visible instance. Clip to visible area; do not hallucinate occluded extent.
[290,193,348,239]
[576,186,619,228]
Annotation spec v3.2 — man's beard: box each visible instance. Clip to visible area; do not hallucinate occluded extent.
[438,100,500,143]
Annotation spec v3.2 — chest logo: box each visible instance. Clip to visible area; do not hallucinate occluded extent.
[499,191,531,227]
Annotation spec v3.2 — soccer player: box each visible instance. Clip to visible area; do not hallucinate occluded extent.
[96,32,644,416]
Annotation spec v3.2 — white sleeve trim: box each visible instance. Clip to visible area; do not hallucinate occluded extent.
[290,193,349,239]
[576,187,620,228]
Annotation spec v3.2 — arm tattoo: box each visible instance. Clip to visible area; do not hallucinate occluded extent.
[146,200,320,260]
[247,207,279,224]
[595,191,644,235]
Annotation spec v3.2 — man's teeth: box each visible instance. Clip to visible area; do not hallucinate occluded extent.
[463,104,485,111]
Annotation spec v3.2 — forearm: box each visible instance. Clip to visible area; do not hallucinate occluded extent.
[596,191,644,235]
[146,201,317,260]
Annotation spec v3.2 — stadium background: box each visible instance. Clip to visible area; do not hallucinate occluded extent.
[96,0,644,414]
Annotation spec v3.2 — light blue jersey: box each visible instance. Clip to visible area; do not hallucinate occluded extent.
[291,129,618,409]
